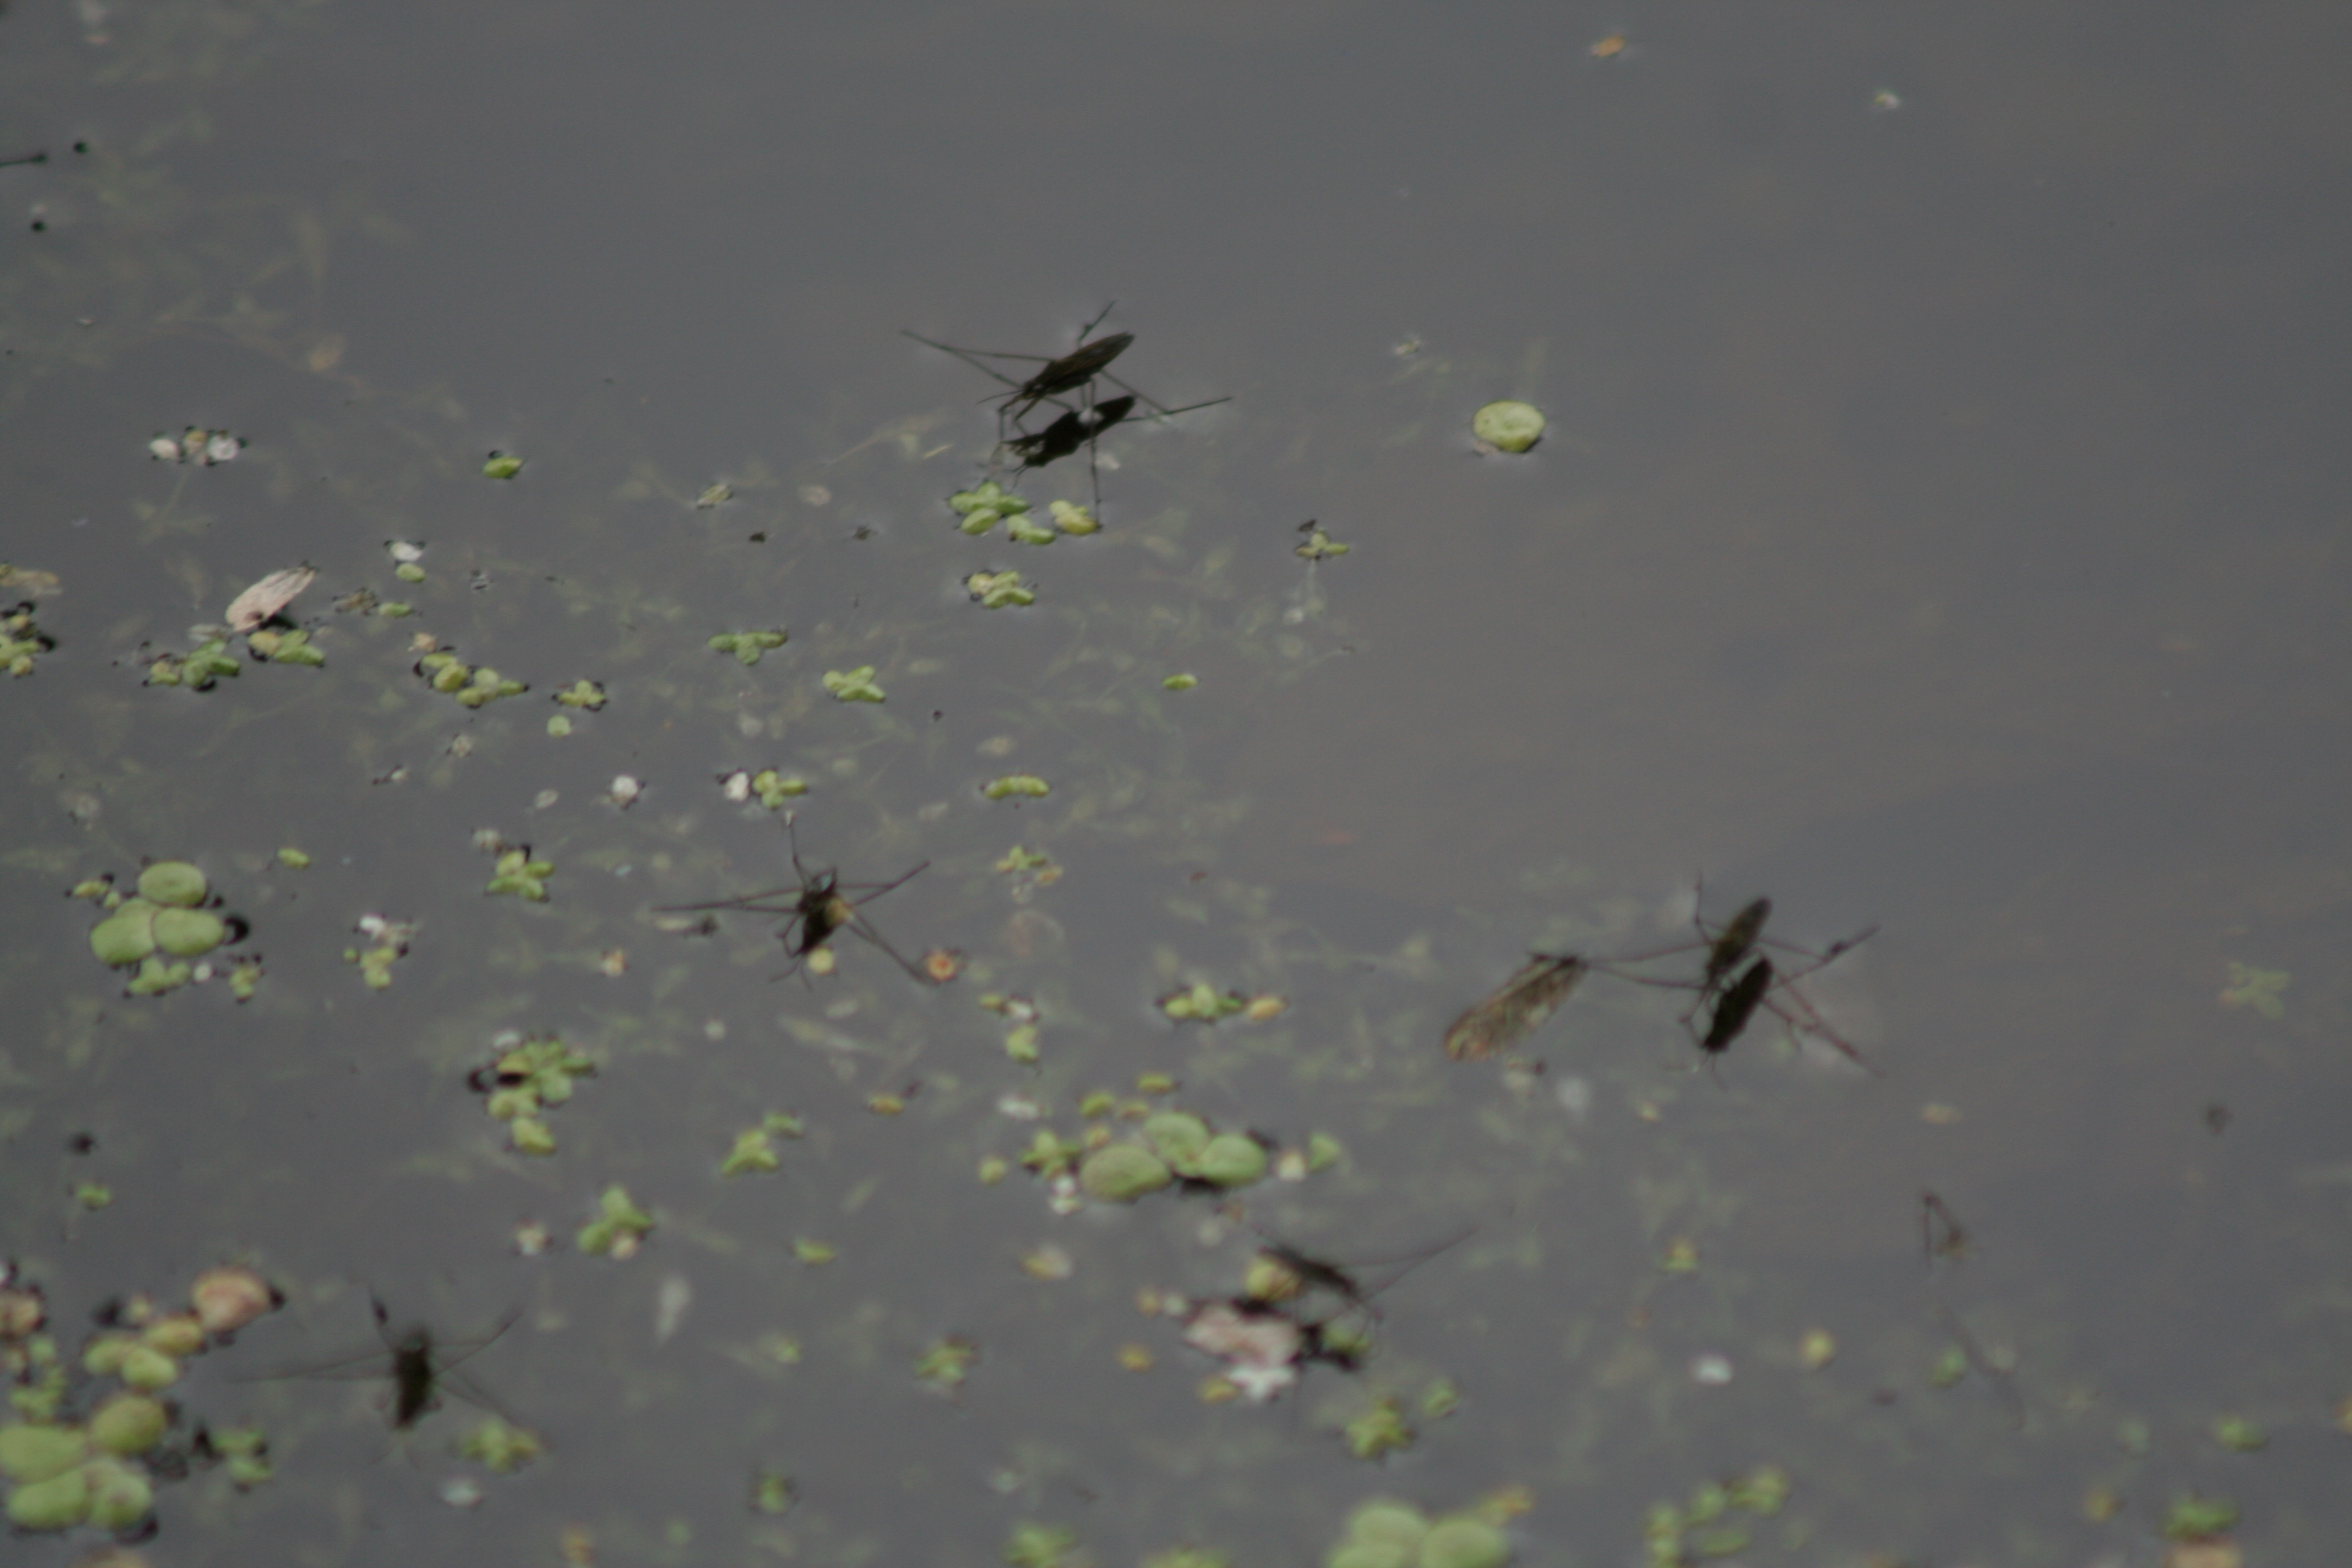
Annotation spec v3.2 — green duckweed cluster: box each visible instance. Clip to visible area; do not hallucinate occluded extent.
[821,665,885,702]
[1641,1467,1789,1567]
[577,1186,654,1258]
[482,840,555,901]
[472,1032,596,1156]
[1,603,55,676]
[1326,1497,1512,1568]
[416,648,529,706]
[719,1111,805,1177]
[708,628,789,666]
[0,1265,278,1533]
[966,570,1036,608]
[80,861,247,998]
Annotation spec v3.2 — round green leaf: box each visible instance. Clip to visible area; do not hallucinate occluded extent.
[1471,400,1546,453]
[88,906,157,966]
[0,1424,88,1484]
[137,860,209,907]
[152,906,227,958]
[1195,1133,1269,1188]
[5,1465,91,1531]
[1078,1144,1173,1203]
[88,1394,168,1458]
[1417,1518,1509,1568]
[1143,1112,1211,1167]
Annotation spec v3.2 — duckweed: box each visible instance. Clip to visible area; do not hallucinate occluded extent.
[966,570,1036,608]
[578,1186,654,1256]
[483,451,524,478]
[1,604,54,676]
[983,774,1051,800]
[948,480,1031,536]
[822,665,886,702]
[709,628,789,666]
[1469,400,1544,453]
[417,650,530,707]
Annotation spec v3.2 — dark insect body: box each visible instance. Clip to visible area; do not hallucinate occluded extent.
[903,304,1229,512]
[1605,884,1880,1075]
[657,818,933,985]
[1442,953,1587,1061]
[239,1296,516,1434]
[1249,1224,1475,1322]
[1699,956,1775,1054]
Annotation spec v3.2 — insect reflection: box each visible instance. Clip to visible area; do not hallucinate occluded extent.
[1608,885,1879,1074]
[904,304,1228,510]
[658,817,934,985]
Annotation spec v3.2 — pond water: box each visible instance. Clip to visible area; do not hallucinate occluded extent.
[3,3,2349,1564]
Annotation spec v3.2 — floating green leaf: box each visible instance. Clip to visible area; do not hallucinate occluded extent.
[2163,1494,2240,1540]
[1296,521,1351,561]
[1,604,56,676]
[983,774,1051,800]
[244,626,324,667]
[1048,500,1098,536]
[2218,961,2287,1019]
[1471,399,1546,453]
[553,679,608,709]
[948,480,1031,536]
[485,846,555,901]
[459,1416,542,1473]
[145,636,242,689]
[966,570,1036,608]
[709,628,789,666]
[822,666,886,702]
[1079,1144,1173,1203]
[1344,1395,1414,1460]
[914,1337,977,1393]
[483,451,524,479]
[578,1186,654,1256]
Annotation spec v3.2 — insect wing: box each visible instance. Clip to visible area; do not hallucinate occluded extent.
[1443,954,1586,1060]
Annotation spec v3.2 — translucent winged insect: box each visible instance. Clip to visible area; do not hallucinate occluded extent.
[1606,885,1879,1073]
[902,304,1229,512]
[1442,953,1588,1061]
[657,817,934,985]
[1185,1223,1472,1396]
[240,1297,517,1434]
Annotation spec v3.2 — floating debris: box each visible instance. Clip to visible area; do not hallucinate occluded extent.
[148,427,244,464]
[225,566,316,632]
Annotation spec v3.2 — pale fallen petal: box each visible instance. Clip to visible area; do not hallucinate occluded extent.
[226,567,317,632]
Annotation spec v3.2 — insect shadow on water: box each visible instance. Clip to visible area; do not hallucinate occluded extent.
[903,303,1229,512]
[1599,883,1880,1075]
[657,815,934,985]
[238,1298,518,1448]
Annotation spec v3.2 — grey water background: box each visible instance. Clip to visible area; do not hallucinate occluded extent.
[4,1,2349,1563]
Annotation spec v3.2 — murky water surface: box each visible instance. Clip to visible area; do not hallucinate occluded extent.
[5,3,2349,1564]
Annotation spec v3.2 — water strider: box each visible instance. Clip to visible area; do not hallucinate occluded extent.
[240,1297,516,1434]
[657,817,934,983]
[904,304,1228,510]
